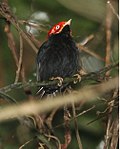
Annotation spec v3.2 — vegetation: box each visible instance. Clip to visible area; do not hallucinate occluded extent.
[0,0,118,148]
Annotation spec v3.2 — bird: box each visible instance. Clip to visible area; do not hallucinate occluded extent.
[36,19,82,97]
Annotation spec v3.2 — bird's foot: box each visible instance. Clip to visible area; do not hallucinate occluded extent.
[50,77,63,86]
[73,73,81,84]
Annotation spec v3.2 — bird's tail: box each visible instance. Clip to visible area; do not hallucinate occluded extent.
[36,83,69,99]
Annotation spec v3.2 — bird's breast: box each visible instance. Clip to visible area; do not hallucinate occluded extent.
[37,37,81,81]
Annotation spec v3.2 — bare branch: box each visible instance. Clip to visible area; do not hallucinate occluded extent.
[77,43,105,62]
[105,0,113,77]
[0,77,118,122]
[104,88,118,149]
[0,2,38,53]
[54,105,95,129]
[107,1,119,20]
[80,34,94,46]
[4,21,19,65]
[19,138,34,149]
[72,102,83,149]
[109,115,119,148]
[14,34,23,83]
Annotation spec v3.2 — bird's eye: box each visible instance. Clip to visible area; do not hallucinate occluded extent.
[56,25,60,30]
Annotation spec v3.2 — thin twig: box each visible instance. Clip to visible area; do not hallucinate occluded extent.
[75,105,95,118]
[4,21,19,65]
[72,102,83,149]
[77,44,105,62]
[45,108,58,131]
[54,105,95,129]
[61,106,71,149]
[45,134,61,149]
[0,91,17,103]
[80,34,94,46]
[107,1,119,20]
[27,33,41,48]
[109,115,119,148]
[18,19,48,32]
[109,89,118,149]
[2,2,26,84]
[103,88,118,149]
[1,2,31,96]
[19,138,34,149]
[105,0,113,77]
[103,3,114,147]
[104,107,112,149]
[14,33,23,83]
[0,2,38,53]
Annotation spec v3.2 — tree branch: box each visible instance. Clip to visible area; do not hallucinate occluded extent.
[0,76,118,122]
[0,62,118,93]
[0,2,38,53]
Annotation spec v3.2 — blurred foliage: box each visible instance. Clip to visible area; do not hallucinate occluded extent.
[0,0,118,148]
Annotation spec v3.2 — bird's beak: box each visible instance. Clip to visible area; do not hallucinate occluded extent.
[56,19,72,34]
[64,19,72,26]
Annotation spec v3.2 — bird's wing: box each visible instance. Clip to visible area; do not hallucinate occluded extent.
[36,41,49,81]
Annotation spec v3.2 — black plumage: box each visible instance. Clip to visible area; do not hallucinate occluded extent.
[36,24,81,95]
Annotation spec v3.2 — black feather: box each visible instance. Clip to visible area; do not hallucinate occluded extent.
[36,25,81,96]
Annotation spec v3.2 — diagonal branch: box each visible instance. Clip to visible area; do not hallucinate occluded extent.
[0,2,38,53]
[0,76,118,122]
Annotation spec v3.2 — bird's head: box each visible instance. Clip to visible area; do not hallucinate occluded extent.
[48,19,72,37]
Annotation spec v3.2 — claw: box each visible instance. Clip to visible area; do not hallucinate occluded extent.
[50,77,63,86]
[73,73,81,84]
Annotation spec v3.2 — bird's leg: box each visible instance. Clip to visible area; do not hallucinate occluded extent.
[73,73,81,84]
[73,69,87,84]
[50,77,63,87]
